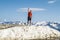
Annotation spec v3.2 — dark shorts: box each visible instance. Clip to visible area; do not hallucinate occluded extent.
[28,17,31,21]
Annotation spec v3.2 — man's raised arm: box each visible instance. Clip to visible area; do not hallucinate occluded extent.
[28,8,30,12]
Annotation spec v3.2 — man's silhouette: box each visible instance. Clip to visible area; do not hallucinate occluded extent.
[27,8,32,25]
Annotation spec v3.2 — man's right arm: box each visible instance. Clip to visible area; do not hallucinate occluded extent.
[28,8,29,12]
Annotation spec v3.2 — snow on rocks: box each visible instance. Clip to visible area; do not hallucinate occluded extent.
[35,21,48,26]
[0,25,60,40]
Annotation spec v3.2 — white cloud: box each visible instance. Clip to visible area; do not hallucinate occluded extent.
[17,8,46,13]
[48,0,56,4]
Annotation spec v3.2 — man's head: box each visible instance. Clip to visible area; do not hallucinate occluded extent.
[30,10,32,12]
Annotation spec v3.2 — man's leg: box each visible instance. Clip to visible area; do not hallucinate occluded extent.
[27,17,29,25]
[27,20,28,25]
[28,21,29,24]
[30,20,31,25]
[30,17,32,25]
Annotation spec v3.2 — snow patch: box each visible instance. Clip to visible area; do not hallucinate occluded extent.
[0,26,60,40]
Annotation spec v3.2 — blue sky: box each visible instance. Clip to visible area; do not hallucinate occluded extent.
[0,0,60,23]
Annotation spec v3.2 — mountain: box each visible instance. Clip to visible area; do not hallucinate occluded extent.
[35,21,60,31]
[0,21,20,24]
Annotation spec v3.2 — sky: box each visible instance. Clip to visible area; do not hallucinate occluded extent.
[0,0,60,23]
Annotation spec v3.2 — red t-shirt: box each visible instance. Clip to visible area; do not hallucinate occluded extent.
[28,11,32,17]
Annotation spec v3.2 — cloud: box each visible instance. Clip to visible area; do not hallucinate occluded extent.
[17,8,46,13]
[48,0,56,4]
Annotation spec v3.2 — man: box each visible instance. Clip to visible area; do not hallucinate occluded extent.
[27,8,32,25]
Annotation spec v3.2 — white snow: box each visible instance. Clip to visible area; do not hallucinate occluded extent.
[35,21,48,26]
[0,25,60,40]
[50,23,58,28]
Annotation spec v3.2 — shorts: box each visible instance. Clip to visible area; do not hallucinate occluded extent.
[28,17,31,21]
